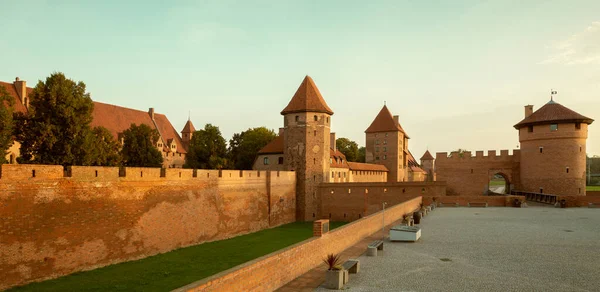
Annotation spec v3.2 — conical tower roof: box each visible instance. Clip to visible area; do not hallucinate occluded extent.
[281,76,334,115]
[181,119,196,133]
[365,105,406,135]
[514,100,593,129]
[420,150,434,160]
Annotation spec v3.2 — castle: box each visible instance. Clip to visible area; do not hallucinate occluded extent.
[1,78,193,168]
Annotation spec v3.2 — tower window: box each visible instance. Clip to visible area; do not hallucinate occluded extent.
[326,117,329,123]
[383,155,387,160]
[540,188,543,193]
[376,147,379,152]
[566,167,569,173]
[383,147,387,152]
[331,172,334,178]
[278,157,283,164]
[576,123,581,130]
[580,146,582,152]
[314,115,318,121]
[550,124,558,131]
[314,130,316,136]
[528,126,533,133]
[295,116,299,122]
[263,157,269,165]
[539,147,543,154]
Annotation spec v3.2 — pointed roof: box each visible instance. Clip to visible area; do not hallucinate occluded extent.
[280,76,334,115]
[514,100,594,129]
[181,119,196,133]
[420,150,434,160]
[365,105,406,135]
[0,80,32,114]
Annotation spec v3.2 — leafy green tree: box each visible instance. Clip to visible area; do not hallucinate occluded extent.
[0,86,15,164]
[121,123,163,167]
[336,137,359,162]
[185,124,228,169]
[228,127,276,169]
[15,72,95,165]
[357,146,366,163]
[448,148,469,158]
[87,127,121,166]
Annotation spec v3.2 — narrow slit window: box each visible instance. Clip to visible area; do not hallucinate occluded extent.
[566,167,569,173]
[539,147,543,154]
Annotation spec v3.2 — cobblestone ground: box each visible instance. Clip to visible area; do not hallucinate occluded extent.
[316,207,600,292]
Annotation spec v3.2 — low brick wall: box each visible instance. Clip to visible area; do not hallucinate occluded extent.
[586,191,600,196]
[557,195,600,207]
[423,195,525,207]
[174,196,423,292]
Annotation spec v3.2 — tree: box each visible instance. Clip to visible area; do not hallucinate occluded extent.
[357,147,366,163]
[336,137,359,162]
[87,127,121,166]
[0,86,15,164]
[228,127,277,169]
[448,148,469,158]
[121,123,163,167]
[185,124,228,169]
[15,72,95,165]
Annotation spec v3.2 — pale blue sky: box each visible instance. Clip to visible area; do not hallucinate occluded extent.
[2,0,599,157]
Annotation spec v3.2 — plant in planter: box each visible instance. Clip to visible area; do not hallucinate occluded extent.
[403,214,413,226]
[323,253,344,289]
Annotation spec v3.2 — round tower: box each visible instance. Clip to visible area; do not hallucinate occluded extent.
[281,76,333,221]
[514,99,594,196]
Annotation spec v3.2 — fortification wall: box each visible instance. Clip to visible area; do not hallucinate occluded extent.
[0,165,296,290]
[319,182,446,221]
[435,150,521,196]
[348,170,387,183]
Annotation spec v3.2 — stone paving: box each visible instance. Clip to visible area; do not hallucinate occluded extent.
[315,207,600,292]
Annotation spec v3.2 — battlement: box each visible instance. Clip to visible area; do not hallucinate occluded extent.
[0,164,295,182]
[435,149,520,161]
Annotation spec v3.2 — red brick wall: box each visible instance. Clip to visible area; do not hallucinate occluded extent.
[175,197,423,292]
[0,165,296,290]
[319,182,446,221]
[422,195,525,207]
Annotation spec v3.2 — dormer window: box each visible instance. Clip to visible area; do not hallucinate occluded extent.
[550,124,558,131]
[263,157,269,165]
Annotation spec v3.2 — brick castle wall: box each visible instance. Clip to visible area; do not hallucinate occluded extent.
[174,197,423,292]
[435,150,520,196]
[0,165,296,290]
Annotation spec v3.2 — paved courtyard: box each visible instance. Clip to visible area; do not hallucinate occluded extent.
[316,207,600,292]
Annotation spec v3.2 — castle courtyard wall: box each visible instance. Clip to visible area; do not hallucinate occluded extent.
[0,165,296,290]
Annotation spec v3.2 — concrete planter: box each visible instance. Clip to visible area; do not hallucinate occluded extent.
[324,269,344,289]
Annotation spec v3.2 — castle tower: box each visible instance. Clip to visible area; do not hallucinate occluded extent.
[365,105,409,182]
[281,76,333,221]
[181,119,196,149]
[514,99,594,196]
[420,150,435,181]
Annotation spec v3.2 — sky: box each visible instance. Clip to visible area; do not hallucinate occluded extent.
[1,0,599,157]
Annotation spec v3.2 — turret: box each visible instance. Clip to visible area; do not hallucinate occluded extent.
[181,119,196,148]
[420,150,435,181]
[281,76,333,221]
[514,98,594,196]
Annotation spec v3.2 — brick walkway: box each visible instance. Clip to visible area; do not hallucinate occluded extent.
[276,219,404,292]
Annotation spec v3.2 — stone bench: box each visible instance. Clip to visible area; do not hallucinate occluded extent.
[367,240,384,256]
[342,259,360,273]
[439,202,459,207]
[468,202,488,207]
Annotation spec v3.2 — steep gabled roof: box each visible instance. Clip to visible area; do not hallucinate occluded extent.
[514,100,594,129]
[91,102,186,153]
[347,162,389,172]
[258,135,284,154]
[420,150,434,160]
[365,105,407,135]
[407,150,427,174]
[280,76,334,115]
[181,119,196,133]
[0,81,31,114]
[330,149,349,169]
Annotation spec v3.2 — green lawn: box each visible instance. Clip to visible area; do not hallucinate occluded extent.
[489,180,506,186]
[587,185,600,191]
[9,221,346,292]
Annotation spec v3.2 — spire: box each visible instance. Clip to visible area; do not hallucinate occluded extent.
[280,75,334,115]
[420,150,434,161]
[181,119,196,134]
[365,105,405,134]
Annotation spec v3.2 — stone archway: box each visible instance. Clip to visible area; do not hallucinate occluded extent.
[488,172,510,194]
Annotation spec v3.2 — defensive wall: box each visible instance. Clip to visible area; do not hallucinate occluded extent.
[0,164,296,290]
[319,182,446,221]
[175,196,423,292]
[435,150,521,196]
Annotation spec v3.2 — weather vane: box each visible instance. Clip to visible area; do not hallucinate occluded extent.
[551,89,557,101]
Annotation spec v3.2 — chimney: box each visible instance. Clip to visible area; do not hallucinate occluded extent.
[278,127,285,137]
[330,132,336,152]
[14,77,28,109]
[149,108,155,120]
[524,105,533,118]
[393,115,399,125]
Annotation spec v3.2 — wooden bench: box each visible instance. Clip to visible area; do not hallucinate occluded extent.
[342,259,360,274]
[367,240,384,256]
[439,202,459,207]
[468,202,488,207]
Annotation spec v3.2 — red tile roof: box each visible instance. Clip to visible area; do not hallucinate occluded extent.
[365,105,407,136]
[0,81,30,114]
[281,76,334,115]
[91,102,186,154]
[181,119,196,133]
[258,135,284,154]
[347,162,389,172]
[330,149,349,168]
[514,100,594,129]
[407,150,426,173]
[420,150,434,160]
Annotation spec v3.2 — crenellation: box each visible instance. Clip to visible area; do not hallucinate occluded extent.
[488,150,496,157]
[476,151,484,157]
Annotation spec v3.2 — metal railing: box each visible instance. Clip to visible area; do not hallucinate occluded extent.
[511,190,558,205]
